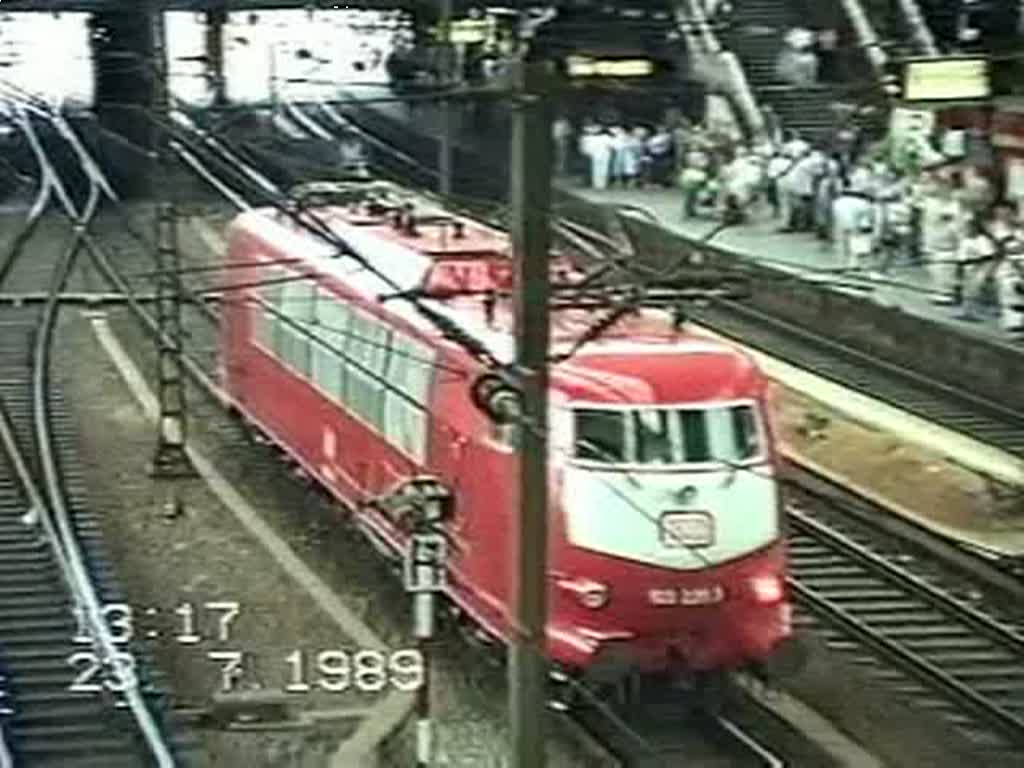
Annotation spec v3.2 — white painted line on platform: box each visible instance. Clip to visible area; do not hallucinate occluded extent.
[695,323,1024,488]
[735,675,886,768]
[88,315,413,767]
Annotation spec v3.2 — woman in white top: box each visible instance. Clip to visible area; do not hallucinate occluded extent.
[591,130,614,190]
[832,185,875,270]
[580,126,613,190]
[609,126,629,187]
[621,128,646,187]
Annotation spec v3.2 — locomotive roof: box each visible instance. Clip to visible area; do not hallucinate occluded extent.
[231,203,763,402]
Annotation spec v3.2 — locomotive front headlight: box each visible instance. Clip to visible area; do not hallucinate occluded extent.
[749,574,784,604]
[557,577,610,610]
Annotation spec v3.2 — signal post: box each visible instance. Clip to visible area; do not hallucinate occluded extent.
[508,56,554,768]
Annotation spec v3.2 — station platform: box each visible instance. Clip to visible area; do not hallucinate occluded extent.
[338,85,1013,341]
[569,186,1013,339]
[302,87,1024,557]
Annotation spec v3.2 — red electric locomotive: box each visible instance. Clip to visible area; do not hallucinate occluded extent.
[218,181,792,687]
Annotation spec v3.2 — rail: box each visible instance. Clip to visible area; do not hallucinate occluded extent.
[16,104,177,768]
[21,103,226,405]
[788,500,1024,747]
[716,716,785,767]
[896,0,939,56]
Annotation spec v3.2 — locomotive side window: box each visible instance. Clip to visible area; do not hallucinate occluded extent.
[346,308,390,429]
[574,410,627,463]
[383,335,435,463]
[311,289,349,404]
[280,278,316,376]
[254,267,284,354]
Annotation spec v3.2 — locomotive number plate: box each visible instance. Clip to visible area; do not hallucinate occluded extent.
[648,585,725,606]
[659,511,714,548]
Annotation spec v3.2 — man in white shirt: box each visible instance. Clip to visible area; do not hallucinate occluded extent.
[782,131,810,160]
[989,204,1024,333]
[956,218,997,321]
[766,152,793,219]
[646,126,674,186]
[832,183,875,270]
[780,149,822,232]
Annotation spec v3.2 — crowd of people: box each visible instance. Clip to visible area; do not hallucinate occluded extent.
[561,109,1024,338]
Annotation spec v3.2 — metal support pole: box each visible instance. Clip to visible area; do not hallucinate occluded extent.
[149,4,195,486]
[205,6,228,106]
[400,480,449,768]
[413,590,434,767]
[508,57,553,768]
[438,0,454,197]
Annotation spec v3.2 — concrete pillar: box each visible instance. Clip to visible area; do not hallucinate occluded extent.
[205,8,227,107]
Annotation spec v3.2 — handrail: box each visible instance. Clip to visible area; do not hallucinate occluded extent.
[683,0,765,136]
[896,0,939,56]
[0,728,11,768]
[686,0,722,54]
[837,0,888,75]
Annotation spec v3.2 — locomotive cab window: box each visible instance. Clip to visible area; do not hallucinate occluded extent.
[572,404,762,465]
[633,409,673,464]
[574,409,627,462]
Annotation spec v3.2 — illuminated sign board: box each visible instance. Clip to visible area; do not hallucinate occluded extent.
[431,18,495,44]
[904,58,990,102]
[564,56,655,78]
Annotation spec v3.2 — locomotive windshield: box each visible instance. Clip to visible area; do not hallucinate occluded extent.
[573,404,762,466]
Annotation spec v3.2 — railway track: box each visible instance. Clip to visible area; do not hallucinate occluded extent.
[568,688,787,768]
[153,100,1024,765]
[0,305,182,767]
[155,99,1024,762]
[784,461,1024,761]
[0,108,195,766]
[89,102,806,768]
